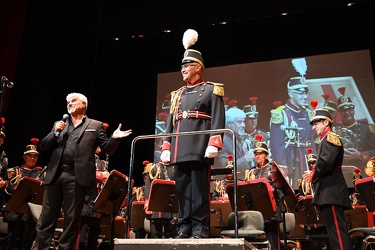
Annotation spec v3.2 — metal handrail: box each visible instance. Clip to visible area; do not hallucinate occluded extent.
[123,128,240,238]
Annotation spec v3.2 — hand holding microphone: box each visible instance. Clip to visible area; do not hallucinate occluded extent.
[55,114,69,137]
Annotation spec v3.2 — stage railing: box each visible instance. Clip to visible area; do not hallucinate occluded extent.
[124,128,241,238]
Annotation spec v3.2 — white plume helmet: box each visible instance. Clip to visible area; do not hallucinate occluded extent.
[182,29,198,50]
[292,58,307,77]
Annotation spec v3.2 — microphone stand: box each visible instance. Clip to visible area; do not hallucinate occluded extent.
[0,77,6,119]
[0,76,14,119]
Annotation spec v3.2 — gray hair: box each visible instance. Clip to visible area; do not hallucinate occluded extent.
[225,107,246,123]
[66,93,88,110]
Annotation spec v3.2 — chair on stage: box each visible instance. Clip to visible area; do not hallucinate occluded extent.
[220,210,268,248]
[146,179,179,237]
[223,178,274,248]
[210,199,232,237]
[347,176,375,250]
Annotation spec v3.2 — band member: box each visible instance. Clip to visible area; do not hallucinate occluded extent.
[335,87,375,173]
[245,134,284,250]
[160,29,225,239]
[1,138,44,250]
[297,147,316,196]
[303,103,352,250]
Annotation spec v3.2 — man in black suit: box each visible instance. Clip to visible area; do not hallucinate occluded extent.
[32,92,132,250]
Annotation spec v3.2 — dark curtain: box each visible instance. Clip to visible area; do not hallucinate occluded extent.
[0,0,29,117]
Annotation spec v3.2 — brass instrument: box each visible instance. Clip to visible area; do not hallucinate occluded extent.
[365,156,375,177]
[240,133,257,151]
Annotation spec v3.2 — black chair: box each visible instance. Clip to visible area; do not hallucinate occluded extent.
[347,176,375,250]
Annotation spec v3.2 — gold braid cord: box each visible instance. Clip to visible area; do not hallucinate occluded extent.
[170,87,184,124]
[4,174,23,195]
[148,163,160,180]
[214,180,225,197]
[301,179,311,196]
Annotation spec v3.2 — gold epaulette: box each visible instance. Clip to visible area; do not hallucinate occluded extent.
[207,81,224,97]
[7,167,17,179]
[327,131,342,146]
[369,123,375,134]
[270,107,284,124]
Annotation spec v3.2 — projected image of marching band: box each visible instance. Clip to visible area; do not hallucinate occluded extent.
[155,49,375,190]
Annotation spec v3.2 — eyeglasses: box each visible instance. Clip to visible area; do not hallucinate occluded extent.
[180,63,197,70]
[291,90,309,96]
[312,120,324,126]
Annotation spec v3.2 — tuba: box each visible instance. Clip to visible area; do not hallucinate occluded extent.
[365,156,375,177]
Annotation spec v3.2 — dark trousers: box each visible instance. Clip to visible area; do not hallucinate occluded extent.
[79,216,101,250]
[320,204,353,250]
[33,171,86,250]
[174,161,210,238]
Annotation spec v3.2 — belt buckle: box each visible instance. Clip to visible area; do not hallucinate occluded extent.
[182,110,188,119]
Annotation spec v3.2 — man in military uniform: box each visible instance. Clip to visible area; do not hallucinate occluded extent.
[244,134,284,250]
[335,87,375,173]
[243,96,269,167]
[1,138,44,250]
[160,29,225,239]
[321,93,338,125]
[215,106,254,180]
[269,76,316,189]
[303,107,352,250]
[244,96,269,142]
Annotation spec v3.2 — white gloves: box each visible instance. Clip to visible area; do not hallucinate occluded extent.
[160,150,171,163]
[205,145,218,158]
[244,150,255,162]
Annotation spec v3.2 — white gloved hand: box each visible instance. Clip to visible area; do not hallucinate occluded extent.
[244,150,255,162]
[160,150,171,163]
[204,146,218,158]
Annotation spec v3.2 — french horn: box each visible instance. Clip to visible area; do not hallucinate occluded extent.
[365,156,375,177]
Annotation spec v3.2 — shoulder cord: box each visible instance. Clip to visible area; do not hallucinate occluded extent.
[148,163,161,180]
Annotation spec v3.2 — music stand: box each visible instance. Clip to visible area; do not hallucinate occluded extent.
[269,161,298,212]
[226,178,276,220]
[148,179,178,214]
[294,195,324,226]
[5,176,44,214]
[93,170,132,250]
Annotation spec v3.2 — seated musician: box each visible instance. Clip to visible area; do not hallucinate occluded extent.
[349,167,364,207]
[297,147,329,250]
[297,148,316,196]
[244,134,283,250]
[212,154,234,201]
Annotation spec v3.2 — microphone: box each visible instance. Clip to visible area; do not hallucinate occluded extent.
[1,76,14,88]
[280,125,305,131]
[56,114,69,137]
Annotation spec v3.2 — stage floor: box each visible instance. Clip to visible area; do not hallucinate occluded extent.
[114,238,262,250]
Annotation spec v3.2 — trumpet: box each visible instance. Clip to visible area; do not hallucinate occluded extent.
[365,156,375,177]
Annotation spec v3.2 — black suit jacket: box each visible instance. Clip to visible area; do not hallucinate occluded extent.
[39,116,120,187]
